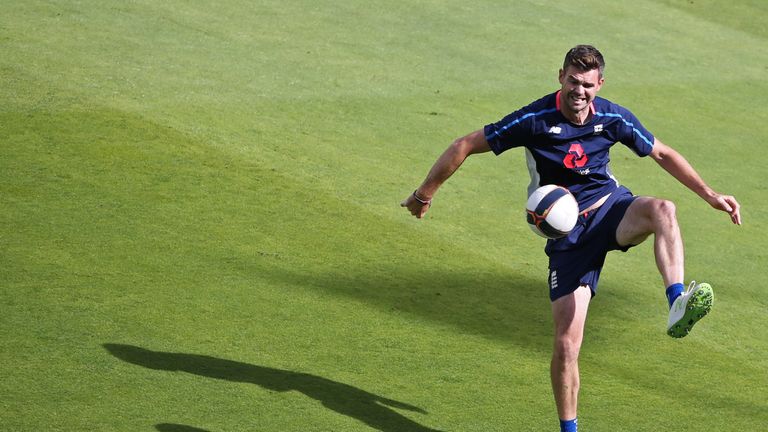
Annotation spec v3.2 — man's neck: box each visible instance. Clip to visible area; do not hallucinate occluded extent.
[564,109,592,125]
[556,90,595,125]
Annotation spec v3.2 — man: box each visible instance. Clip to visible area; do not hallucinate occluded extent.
[401,45,741,432]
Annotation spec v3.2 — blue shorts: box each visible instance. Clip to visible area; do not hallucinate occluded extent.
[546,186,637,302]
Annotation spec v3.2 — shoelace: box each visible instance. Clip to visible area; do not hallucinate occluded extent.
[685,280,697,294]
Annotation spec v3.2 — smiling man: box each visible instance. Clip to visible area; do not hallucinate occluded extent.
[401,45,741,431]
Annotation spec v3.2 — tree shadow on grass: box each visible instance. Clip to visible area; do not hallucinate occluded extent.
[104,344,443,432]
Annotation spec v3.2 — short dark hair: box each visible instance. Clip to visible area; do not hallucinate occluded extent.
[563,45,605,77]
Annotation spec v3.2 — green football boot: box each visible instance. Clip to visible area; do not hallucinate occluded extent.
[667,281,713,338]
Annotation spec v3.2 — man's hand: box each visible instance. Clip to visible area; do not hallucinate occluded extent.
[401,191,431,219]
[707,193,742,225]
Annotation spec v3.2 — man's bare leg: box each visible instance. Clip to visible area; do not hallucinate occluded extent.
[551,285,592,422]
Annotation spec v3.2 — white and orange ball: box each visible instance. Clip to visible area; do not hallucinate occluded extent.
[525,185,579,239]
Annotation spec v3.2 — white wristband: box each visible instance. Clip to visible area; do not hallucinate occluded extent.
[412,190,432,205]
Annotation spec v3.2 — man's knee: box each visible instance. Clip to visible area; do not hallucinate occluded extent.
[653,199,676,218]
[625,197,677,232]
[649,199,678,230]
[553,335,582,365]
[551,286,590,365]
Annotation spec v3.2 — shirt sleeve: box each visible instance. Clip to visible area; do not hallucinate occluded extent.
[616,108,655,157]
[483,106,537,155]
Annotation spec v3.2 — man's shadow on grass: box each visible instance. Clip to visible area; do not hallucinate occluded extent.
[155,424,210,432]
[104,344,443,432]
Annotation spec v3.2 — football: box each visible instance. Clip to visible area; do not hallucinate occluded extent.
[525,184,579,239]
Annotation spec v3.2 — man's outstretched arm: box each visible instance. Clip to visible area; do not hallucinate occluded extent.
[649,138,742,225]
[401,129,492,218]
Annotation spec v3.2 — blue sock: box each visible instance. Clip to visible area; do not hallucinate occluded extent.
[560,418,578,432]
[666,283,685,308]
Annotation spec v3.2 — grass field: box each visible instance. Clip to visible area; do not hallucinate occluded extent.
[1,1,766,431]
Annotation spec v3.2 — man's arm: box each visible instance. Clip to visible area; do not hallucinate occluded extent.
[401,129,492,218]
[649,138,741,225]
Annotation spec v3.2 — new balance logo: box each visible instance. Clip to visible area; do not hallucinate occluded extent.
[550,270,558,290]
[548,126,562,134]
[674,300,685,312]
[593,124,603,135]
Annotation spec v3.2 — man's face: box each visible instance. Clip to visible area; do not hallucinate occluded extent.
[558,66,604,115]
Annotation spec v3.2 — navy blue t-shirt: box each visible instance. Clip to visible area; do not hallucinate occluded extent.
[484,91,655,212]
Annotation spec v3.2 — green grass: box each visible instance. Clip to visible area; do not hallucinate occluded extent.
[1,0,766,431]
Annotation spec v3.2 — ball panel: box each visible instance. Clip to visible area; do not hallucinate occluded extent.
[538,219,569,238]
[533,186,569,217]
[525,185,579,239]
[525,184,560,212]
[546,193,578,232]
